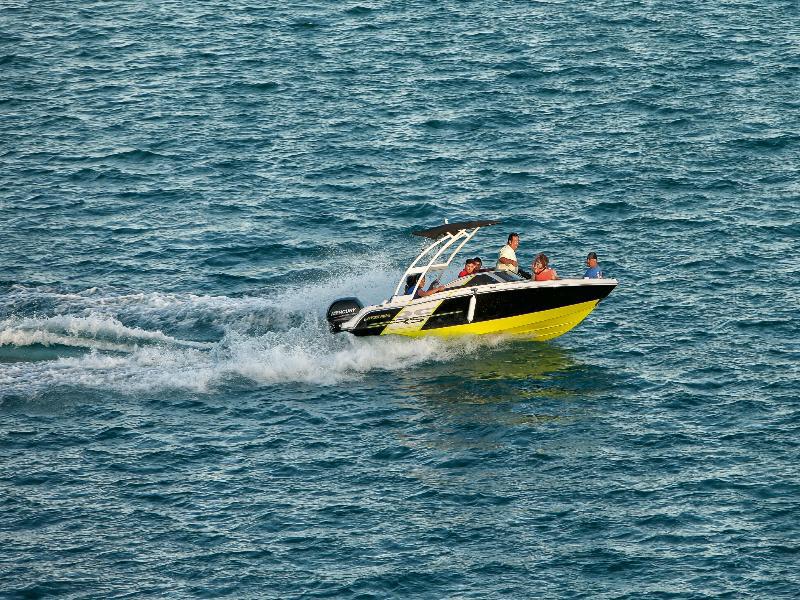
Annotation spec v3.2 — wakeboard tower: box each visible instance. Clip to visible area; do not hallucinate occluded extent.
[326,220,617,341]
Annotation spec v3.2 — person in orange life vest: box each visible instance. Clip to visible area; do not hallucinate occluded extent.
[532,253,559,281]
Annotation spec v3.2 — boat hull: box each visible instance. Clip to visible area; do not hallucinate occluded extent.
[344,280,616,341]
[394,299,601,340]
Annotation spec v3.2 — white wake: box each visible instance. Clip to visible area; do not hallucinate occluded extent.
[0,267,508,397]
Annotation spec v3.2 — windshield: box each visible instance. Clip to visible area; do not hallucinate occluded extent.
[445,273,498,289]
[493,271,525,283]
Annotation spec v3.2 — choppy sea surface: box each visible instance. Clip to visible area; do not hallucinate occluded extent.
[2,1,799,598]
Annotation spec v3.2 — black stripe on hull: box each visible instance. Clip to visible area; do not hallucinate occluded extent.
[421,283,616,331]
[420,295,471,329]
[350,307,402,336]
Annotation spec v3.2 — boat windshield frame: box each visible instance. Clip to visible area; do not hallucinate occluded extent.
[393,222,497,300]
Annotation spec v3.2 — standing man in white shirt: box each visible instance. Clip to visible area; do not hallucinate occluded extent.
[496,233,531,278]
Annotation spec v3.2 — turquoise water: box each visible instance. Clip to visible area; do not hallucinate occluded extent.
[2,1,798,597]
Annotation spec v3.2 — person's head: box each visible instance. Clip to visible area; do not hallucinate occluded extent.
[406,273,421,289]
[507,233,520,250]
[472,257,482,268]
[586,252,598,267]
[462,258,477,274]
[533,252,549,273]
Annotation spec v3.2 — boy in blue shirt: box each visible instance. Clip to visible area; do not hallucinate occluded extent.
[583,252,603,278]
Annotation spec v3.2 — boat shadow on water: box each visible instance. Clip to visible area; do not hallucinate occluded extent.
[392,339,609,436]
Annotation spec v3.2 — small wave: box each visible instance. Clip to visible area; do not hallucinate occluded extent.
[588,200,634,215]
[728,135,799,152]
[419,118,479,131]
[735,318,793,330]
[0,330,133,353]
[498,170,540,181]
[557,180,591,190]
[103,149,172,163]
[67,167,147,183]
[0,315,212,351]
[314,182,364,193]
[238,81,280,92]
[305,163,385,178]
[289,19,325,29]
[62,149,172,165]
[654,176,693,190]
[0,54,31,66]
[505,70,545,81]
[699,57,754,70]
[394,202,441,219]
[344,6,374,16]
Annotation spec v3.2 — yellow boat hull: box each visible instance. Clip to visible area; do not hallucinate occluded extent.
[384,299,600,341]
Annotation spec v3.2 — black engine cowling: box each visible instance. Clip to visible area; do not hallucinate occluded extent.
[326,297,363,333]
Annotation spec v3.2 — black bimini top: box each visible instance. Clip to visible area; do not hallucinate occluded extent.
[412,219,501,239]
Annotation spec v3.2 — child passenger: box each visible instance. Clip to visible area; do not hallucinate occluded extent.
[458,259,477,278]
[472,257,488,272]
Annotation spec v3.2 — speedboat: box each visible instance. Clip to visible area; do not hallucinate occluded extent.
[326,220,617,340]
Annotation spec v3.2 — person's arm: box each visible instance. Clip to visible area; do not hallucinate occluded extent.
[417,286,444,297]
[498,256,517,267]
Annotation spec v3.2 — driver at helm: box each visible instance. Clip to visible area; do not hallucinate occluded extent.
[405,273,445,299]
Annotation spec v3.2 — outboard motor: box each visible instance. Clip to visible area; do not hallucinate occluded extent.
[326,297,363,333]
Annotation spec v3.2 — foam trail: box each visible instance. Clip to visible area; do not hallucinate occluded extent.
[0,263,511,397]
[0,316,508,397]
[221,325,456,386]
[0,347,215,396]
[2,260,400,337]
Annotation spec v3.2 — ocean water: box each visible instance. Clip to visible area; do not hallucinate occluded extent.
[1,1,799,598]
